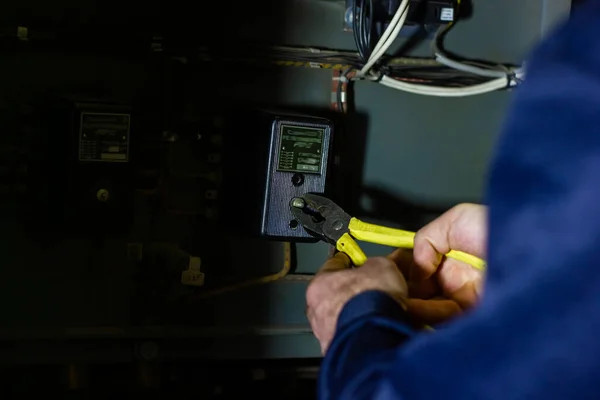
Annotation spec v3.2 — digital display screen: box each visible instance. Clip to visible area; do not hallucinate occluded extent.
[277,125,325,174]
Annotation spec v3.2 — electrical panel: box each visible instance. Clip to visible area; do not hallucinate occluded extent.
[223,110,335,241]
[58,100,134,235]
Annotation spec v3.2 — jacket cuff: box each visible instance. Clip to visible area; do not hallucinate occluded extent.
[337,290,410,331]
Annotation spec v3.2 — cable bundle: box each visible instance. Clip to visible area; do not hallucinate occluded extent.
[352,0,375,62]
[350,0,525,97]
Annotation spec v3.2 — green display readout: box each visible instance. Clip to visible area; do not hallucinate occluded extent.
[277,125,325,174]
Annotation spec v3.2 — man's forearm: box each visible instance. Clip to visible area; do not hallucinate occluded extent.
[319,291,415,400]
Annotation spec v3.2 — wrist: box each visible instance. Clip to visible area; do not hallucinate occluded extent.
[337,290,410,331]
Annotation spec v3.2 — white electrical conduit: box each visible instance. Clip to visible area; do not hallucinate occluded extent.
[377,73,523,97]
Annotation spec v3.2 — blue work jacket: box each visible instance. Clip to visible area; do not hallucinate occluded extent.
[319,2,600,399]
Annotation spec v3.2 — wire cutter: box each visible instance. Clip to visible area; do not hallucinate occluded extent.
[290,193,485,270]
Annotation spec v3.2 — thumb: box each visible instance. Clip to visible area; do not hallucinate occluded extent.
[413,204,487,280]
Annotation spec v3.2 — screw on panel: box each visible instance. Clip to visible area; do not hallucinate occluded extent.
[291,173,304,186]
[291,198,305,209]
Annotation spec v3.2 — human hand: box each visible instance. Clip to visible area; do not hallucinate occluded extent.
[403,203,487,324]
[306,253,409,354]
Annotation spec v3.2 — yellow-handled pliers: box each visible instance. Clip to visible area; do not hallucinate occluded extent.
[290,194,485,271]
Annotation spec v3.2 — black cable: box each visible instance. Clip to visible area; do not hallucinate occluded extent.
[194,41,495,88]
[362,0,374,60]
[360,0,370,59]
[353,0,375,64]
[367,0,374,59]
[353,0,366,61]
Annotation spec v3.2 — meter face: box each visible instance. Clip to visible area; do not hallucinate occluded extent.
[277,125,325,174]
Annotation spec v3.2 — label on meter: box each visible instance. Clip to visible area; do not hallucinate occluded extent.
[440,7,454,22]
[277,125,324,174]
[79,112,130,162]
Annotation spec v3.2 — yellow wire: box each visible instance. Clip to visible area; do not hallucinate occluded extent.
[445,0,461,29]
[193,242,292,300]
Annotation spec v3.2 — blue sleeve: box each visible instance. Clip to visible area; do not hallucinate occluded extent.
[319,2,600,399]
[319,291,416,400]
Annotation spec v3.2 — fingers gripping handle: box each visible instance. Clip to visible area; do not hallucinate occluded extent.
[347,218,486,271]
[445,250,486,271]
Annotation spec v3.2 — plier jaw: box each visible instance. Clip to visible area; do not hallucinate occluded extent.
[289,193,352,245]
[290,193,368,266]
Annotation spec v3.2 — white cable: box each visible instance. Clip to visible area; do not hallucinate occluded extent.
[373,20,525,96]
[377,73,523,97]
[365,6,409,73]
[357,0,410,77]
[370,0,409,58]
[431,24,521,80]
[355,3,525,96]
[434,53,508,78]
[358,1,408,77]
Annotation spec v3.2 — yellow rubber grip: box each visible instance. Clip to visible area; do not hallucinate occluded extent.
[336,232,368,266]
[347,218,486,271]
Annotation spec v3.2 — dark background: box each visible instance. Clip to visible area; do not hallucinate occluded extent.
[0,0,326,394]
